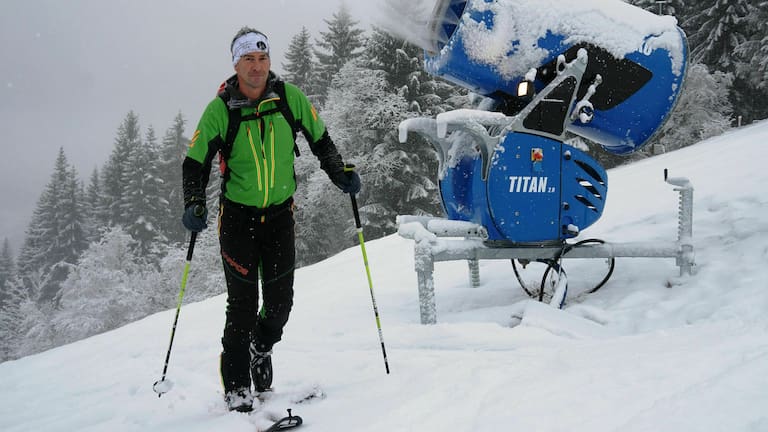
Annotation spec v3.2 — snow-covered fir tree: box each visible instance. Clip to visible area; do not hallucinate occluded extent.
[157,113,188,245]
[292,118,325,266]
[365,27,470,115]
[730,1,768,122]
[734,1,768,86]
[102,111,141,227]
[313,3,366,106]
[58,161,89,270]
[319,60,411,241]
[626,0,688,17]
[362,28,471,217]
[685,0,752,72]
[0,240,16,360]
[283,26,321,105]
[0,238,24,361]
[122,126,167,261]
[6,149,88,357]
[83,167,106,242]
[296,57,411,263]
[0,274,41,361]
[15,148,87,303]
[0,239,14,306]
[0,284,19,360]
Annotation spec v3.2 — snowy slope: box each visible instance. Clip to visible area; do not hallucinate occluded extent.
[2,121,768,431]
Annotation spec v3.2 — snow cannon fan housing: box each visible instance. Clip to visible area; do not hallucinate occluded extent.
[425,0,689,155]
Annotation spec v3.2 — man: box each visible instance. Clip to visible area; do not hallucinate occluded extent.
[181,27,360,412]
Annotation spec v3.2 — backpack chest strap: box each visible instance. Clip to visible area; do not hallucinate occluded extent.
[240,106,283,122]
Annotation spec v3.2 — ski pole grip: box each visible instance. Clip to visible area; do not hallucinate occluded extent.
[186,232,198,261]
[350,194,362,229]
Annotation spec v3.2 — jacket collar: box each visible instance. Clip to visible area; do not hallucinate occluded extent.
[220,71,280,109]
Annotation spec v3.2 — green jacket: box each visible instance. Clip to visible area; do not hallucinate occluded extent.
[184,74,338,208]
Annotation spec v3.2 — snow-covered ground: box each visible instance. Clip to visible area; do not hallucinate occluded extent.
[2,121,768,431]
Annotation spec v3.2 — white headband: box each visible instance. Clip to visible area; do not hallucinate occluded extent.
[232,32,270,66]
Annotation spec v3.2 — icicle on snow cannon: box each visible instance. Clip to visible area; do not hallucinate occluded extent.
[400,0,688,244]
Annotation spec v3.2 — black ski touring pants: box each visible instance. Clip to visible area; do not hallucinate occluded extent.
[218,197,295,392]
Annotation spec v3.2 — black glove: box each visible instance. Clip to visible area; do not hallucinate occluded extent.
[182,202,208,232]
[331,166,361,194]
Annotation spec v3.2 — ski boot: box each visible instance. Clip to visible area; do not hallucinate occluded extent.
[224,387,254,412]
[250,344,273,393]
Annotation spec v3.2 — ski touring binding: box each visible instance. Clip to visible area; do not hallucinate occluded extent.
[263,409,303,431]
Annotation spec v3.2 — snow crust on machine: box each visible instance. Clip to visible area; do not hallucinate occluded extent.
[430,0,686,79]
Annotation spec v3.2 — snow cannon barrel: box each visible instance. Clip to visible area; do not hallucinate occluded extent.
[424,0,689,154]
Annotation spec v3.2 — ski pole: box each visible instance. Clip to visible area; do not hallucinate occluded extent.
[350,192,390,374]
[153,231,198,397]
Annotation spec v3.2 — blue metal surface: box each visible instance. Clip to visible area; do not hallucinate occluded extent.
[438,132,607,243]
[486,133,562,242]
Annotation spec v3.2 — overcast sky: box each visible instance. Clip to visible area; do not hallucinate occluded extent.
[0,0,380,252]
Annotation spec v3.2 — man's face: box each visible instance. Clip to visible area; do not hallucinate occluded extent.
[235,52,271,92]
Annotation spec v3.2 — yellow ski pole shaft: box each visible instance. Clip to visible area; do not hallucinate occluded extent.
[154,231,198,396]
[350,193,390,374]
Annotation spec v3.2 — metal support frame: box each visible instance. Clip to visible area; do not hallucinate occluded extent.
[468,259,480,288]
[397,173,695,325]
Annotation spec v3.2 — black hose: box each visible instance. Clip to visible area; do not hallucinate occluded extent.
[511,258,536,298]
[560,239,615,294]
[511,238,615,300]
[511,258,564,301]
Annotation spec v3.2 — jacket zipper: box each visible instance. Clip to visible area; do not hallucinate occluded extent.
[269,121,276,189]
[246,126,263,192]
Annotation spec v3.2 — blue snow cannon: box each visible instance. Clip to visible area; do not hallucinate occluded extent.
[400,0,688,244]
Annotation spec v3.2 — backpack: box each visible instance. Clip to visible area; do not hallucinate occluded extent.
[217,80,303,164]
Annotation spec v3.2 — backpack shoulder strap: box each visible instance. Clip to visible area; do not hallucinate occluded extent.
[274,80,301,157]
[218,91,242,162]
